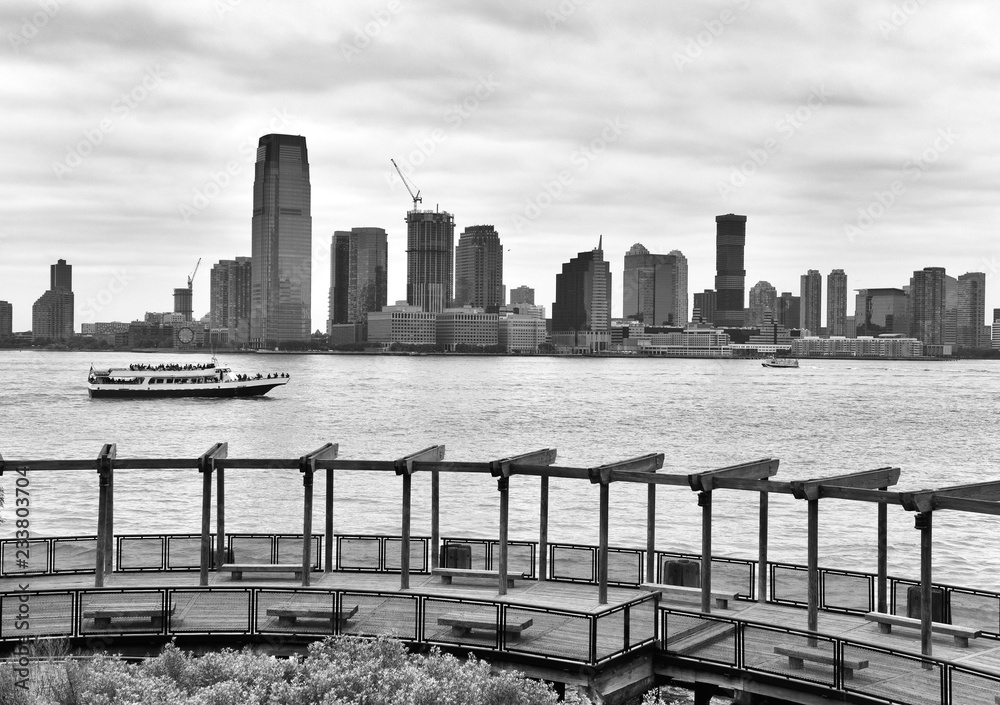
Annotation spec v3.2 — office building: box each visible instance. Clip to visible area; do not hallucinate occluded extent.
[623,244,686,326]
[328,227,388,331]
[499,314,547,352]
[855,288,910,337]
[436,308,499,350]
[827,269,848,337]
[367,304,436,345]
[993,308,1000,350]
[714,214,747,327]
[800,269,822,334]
[748,281,777,328]
[910,267,947,345]
[510,285,534,305]
[0,301,12,338]
[406,210,455,313]
[251,134,312,347]
[210,257,253,345]
[454,225,503,310]
[552,237,611,351]
[693,289,717,325]
[956,272,985,349]
[32,259,74,341]
[777,292,800,330]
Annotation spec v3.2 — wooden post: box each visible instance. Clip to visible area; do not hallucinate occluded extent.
[199,457,213,587]
[646,483,656,584]
[431,470,440,569]
[325,468,334,572]
[877,491,888,613]
[300,444,338,588]
[917,511,933,663]
[105,455,114,575]
[498,476,509,596]
[401,472,411,590]
[699,491,712,614]
[94,444,114,588]
[215,464,225,571]
[599,482,609,605]
[807,498,819,641]
[758,488,769,603]
[539,475,549,582]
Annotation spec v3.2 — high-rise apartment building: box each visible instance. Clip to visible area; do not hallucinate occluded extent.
[32,259,74,341]
[714,214,747,327]
[855,288,910,337]
[800,269,822,334]
[210,257,253,345]
[454,225,503,310]
[956,272,986,349]
[250,134,312,347]
[552,237,611,351]
[910,267,947,345]
[623,244,687,326]
[693,289,717,324]
[748,281,777,328]
[0,301,12,338]
[777,292,800,330]
[827,269,847,336]
[328,227,388,330]
[406,210,455,313]
[510,285,534,305]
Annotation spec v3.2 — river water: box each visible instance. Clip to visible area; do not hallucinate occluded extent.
[1,351,998,591]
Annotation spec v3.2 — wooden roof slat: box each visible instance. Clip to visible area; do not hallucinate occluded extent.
[300,443,338,472]
[589,453,664,485]
[709,477,796,494]
[688,458,780,492]
[791,467,901,501]
[932,495,1000,515]
[491,448,557,477]
[811,486,903,505]
[197,442,227,473]
[931,480,1000,502]
[608,470,690,486]
[394,445,446,475]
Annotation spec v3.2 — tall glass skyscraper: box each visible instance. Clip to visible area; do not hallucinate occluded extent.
[210,257,253,345]
[827,269,848,336]
[251,134,312,347]
[328,227,388,327]
[406,210,454,313]
[714,214,746,327]
[622,244,687,326]
[800,269,822,334]
[552,238,610,351]
[454,225,503,310]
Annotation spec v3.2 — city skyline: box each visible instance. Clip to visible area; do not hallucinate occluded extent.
[3,2,1000,330]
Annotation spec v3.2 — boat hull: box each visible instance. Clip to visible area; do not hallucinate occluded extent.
[88,382,285,399]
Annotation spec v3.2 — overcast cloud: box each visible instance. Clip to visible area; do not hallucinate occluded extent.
[2,0,998,331]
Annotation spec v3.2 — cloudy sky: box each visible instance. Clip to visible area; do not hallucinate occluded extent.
[2,0,999,332]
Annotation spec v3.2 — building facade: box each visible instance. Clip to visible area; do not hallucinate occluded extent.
[910,267,947,345]
[251,134,312,347]
[777,292,800,330]
[693,289,717,325]
[454,225,503,310]
[32,259,74,341]
[714,214,747,327]
[436,309,499,350]
[668,249,689,326]
[854,288,909,337]
[510,285,534,305]
[623,244,686,326]
[799,269,822,334]
[748,281,777,328]
[210,257,253,345]
[0,301,12,338]
[552,238,611,351]
[499,314,547,352]
[406,210,455,313]
[827,269,848,337]
[956,272,986,349]
[367,304,436,345]
[328,227,388,331]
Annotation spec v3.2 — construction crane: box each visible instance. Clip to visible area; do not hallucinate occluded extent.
[391,158,422,210]
[188,257,201,290]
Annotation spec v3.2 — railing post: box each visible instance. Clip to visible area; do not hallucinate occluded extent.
[197,443,227,587]
[699,491,712,614]
[300,444,338,588]
[325,467,334,573]
[877,489,888,613]
[807,498,819,644]
[539,476,549,582]
[216,459,225,571]
[916,511,933,665]
[758,486,769,603]
[646,483,656,584]
[431,470,440,569]
[598,482,609,605]
[395,445,446,591]
[94,444,115,587]
[497,475,509,596]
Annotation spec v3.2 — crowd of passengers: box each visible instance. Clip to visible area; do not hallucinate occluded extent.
[233,372,290,381]
[129,362,215,371]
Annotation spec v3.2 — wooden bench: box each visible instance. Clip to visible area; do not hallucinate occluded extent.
[222,563,303,580]
[773,645,869,680]
[431,567,525,588]
[864,612,981,647]
[265,603,358,628]
[437,612,533,639]
[639,582,737,609]
[83,601,174,629]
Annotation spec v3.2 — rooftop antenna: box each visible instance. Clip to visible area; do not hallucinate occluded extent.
[390,159,422,210]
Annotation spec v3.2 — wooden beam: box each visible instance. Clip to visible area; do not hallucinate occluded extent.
[539,475,549,582]
[877,490,888,613]
[699,491,712,613]
[916,512,933,663]
[933,496,1000,515]
[900,490,936,514]
[512,465,593,480]
[300,444,338,587]
[431,470,439,569]
[813,486,903,504]
[325,467,334,572]
[589,454,665,486]
[791,467,901,501]
[931,480,1000,501]
[708,478,796,494]
[599,482,609,605]
[807,498,819,642]
[490,448,557,477]
[688,458,780,492]
[197,442,226,587]
[609,471,689,486]
[758,487,768,603]
[646,484,656,584]
[94,444,115,588]
[213,443,229,573]
[394,445,446,475]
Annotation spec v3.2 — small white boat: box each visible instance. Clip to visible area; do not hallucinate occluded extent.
[88,360,290,398]
[762,356,799,369]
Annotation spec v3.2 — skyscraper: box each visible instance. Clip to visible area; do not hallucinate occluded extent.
[800,269,822,334]
[251,134,312,347]
[827,269,848,336]
[910,267,947,345]
[210,257,253,345]
[748,281,777,328]
[0,301,12,338]
[510,285,534,305]
[623,244,686,326]
[777,292,800,329]
[956,272,986,349]
[854,288,910,337]
[552,237,611,351]
[328,227,388,328]
[406,210,455,313]
[454,225,503,310]
[693,289,717,324]
[32,258,74,341]
[714,214,746,327]
[668,249,689,326]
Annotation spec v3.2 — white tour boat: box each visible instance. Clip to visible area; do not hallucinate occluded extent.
[87,360,290,399]
[761,356,799,369]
